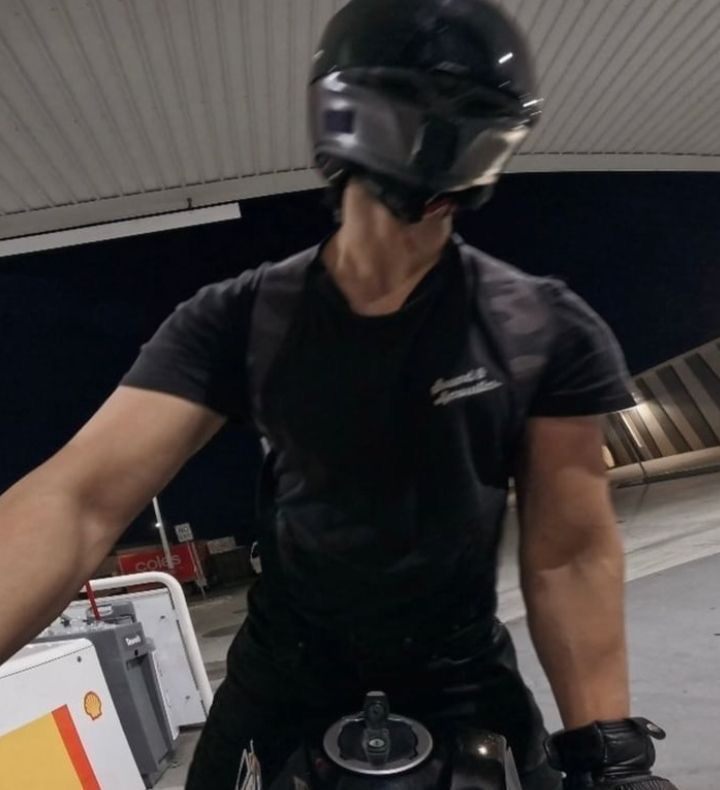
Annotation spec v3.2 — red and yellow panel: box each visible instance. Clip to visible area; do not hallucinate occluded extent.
[0,706,100,790]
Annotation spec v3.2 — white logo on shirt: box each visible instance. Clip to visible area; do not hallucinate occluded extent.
[431,367,503,406]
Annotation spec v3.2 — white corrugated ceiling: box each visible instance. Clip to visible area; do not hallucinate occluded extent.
[1,0,720,240]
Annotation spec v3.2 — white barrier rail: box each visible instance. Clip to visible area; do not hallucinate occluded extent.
[84,571,213,713]
[609,445,720,488]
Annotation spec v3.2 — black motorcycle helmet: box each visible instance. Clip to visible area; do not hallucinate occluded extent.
[309,0,542,223]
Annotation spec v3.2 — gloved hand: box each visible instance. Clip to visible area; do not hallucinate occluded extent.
[545,717,679,789]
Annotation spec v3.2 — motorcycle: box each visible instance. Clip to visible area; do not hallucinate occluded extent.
[264,690,524,789]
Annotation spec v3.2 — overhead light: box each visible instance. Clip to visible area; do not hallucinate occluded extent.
[619,411,644,450]
[0,203,241,259]
[498,52,514,64]
[522,99,541,108]
[619,391,644,412]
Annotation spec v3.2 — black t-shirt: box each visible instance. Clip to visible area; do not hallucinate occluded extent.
[122,240,633,638]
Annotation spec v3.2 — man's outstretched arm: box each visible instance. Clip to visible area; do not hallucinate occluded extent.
[0,386,225,662]
[515,415,629,728]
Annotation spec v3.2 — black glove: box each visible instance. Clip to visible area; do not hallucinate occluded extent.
[545,717,679,789]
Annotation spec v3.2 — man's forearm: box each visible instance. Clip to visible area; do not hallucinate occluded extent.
[521,529,630,730]
[0,473,120,663]
[0,389,224,663]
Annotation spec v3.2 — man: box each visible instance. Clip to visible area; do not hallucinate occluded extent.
[0,1,678,788]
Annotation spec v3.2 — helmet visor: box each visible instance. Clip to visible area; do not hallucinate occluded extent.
[310,69,534,194]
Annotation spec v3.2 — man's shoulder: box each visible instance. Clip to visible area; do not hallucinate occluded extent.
[454,236,557,293]
[454,238,567,328]
[197,244,318,311]
[456,241,609,331]
[454,239,570,391]
[265,243,322,273]
[191,243,320,303]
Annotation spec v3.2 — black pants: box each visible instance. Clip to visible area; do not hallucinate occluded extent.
[186,612,562,790]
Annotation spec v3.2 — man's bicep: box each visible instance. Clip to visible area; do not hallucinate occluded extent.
[56,385,226,527]
[516,416,617,566]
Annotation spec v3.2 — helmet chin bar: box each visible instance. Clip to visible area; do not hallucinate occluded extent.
[356,169,495,224]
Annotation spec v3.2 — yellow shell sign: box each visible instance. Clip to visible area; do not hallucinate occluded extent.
[0,705,101,789]
[83,691,102,721]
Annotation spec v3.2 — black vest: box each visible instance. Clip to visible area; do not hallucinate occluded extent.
[243,237,560,653]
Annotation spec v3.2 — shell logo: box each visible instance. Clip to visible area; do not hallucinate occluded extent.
[83,691,103,721]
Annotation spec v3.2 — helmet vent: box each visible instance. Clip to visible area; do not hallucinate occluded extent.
[324,109,355,134]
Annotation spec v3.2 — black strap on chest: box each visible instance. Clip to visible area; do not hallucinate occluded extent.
[246,246,319,661]
[246,245,319,435]
[456,239,557,444]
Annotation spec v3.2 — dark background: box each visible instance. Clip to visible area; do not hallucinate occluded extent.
[1,172,719,545]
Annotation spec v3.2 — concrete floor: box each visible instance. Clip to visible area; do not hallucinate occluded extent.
[509,554,719,788]
[158,472,720,788]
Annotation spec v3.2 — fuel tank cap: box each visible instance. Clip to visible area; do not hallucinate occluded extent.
[323,692,434,776]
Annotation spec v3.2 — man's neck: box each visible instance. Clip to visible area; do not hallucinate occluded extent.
[322,181,453,315]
